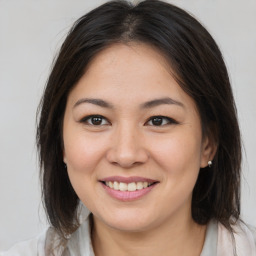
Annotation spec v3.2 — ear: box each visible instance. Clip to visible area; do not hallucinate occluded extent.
[200,135,217,168]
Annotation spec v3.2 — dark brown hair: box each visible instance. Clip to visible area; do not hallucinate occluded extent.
[37,0,241,237]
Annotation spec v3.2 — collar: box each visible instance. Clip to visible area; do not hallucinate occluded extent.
[66,212,255,256]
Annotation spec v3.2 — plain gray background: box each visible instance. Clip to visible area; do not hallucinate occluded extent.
[0,0,255,251]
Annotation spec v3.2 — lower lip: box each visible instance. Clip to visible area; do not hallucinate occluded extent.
[101,183,157,201]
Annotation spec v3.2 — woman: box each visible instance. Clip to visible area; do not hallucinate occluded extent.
[1,0,255,255]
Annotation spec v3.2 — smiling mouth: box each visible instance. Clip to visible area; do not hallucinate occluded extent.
[102,181,156,192]
[100,177,159,201]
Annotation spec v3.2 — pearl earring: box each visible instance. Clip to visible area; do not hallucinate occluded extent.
[208,160,212,168]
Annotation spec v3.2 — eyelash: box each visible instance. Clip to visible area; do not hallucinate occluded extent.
[80,115,178,127]
[80,115,110,126]
[146,116,178,126]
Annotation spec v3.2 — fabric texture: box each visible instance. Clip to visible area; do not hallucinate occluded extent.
[217,222,256,256]
[1,215,256,256]
[200,220,218,256]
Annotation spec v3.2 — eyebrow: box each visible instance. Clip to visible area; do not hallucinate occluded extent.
[73,97,184,109]
[140,97,184,109]
[73,98,114,109]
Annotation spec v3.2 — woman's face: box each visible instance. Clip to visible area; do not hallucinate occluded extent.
[63,43,214,232]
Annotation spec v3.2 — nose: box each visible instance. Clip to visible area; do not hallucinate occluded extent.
[106,124,149,168]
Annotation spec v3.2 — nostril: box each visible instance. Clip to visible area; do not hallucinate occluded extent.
[105,139,149,168]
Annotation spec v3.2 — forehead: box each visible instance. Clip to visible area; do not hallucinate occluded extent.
[86,42,172,73]
[67,43,197,112]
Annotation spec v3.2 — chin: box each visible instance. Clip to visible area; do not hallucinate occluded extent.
[94,209,161,233]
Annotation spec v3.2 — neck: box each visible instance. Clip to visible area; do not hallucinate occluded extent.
[91,214,206,256]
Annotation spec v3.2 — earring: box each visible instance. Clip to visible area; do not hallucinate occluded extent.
[208,160,212,168]
[64,163,67,169]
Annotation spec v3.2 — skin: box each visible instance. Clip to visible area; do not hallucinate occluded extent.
[63,43,216,256]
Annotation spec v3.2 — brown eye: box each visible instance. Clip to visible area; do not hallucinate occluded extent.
[147,116,178,126]
[80,115,110,126]
[152,117,164,126]
[91,116,103,125]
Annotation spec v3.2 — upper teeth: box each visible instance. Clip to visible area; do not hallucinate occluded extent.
[105,181,152,191]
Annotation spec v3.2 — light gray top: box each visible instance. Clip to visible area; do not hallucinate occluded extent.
[67,217,218,256]
[201,220,218,256]
[2,216,256,256]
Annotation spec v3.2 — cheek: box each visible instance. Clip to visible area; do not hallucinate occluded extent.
[64,132,105,172]
[64,134,106,205]
[154,135,201,166]
[151,133,202,210]
[63,131,107,198]
[151,131,202,181]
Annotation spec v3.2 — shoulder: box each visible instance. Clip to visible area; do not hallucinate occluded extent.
[0,229,47,256]
[245,224,256,250]
[0,227,68,256]
[0,214,92,256]
[217,221,256,256]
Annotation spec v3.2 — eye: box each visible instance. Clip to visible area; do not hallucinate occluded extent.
[80,115,110,126]
[146,116,178,126]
